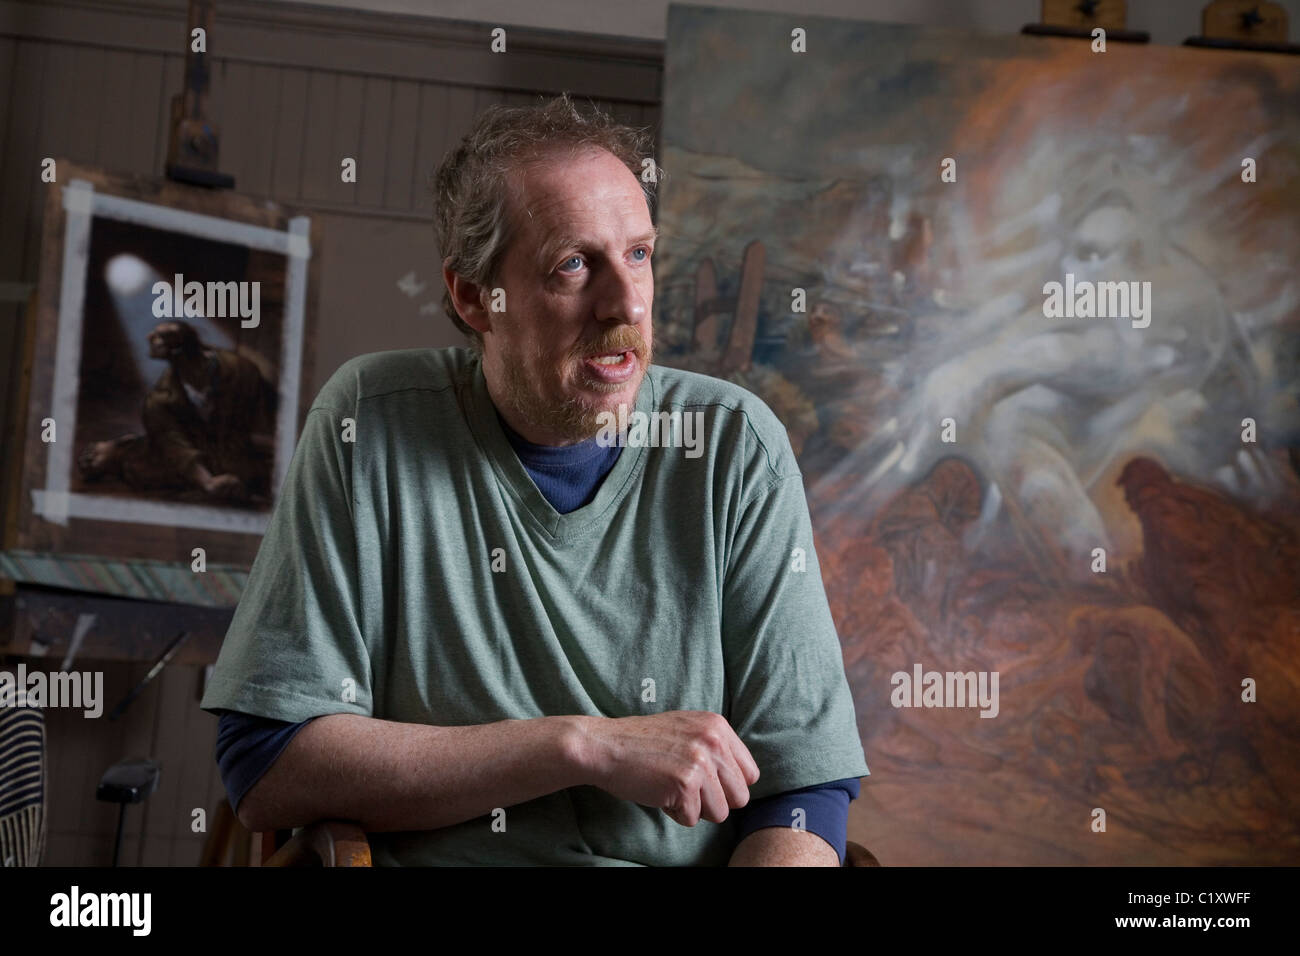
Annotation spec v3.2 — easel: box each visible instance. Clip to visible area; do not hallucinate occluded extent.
[166,0,236,188]
[1022,0,1150,44]
[1185,1,1300,54]
[1022,0,1300,54]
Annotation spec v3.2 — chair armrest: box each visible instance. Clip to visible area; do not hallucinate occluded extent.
[263,820,372,867]
[262,824,870,867]
[844,840,882,867]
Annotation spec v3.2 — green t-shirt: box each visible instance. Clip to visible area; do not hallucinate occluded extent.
[200,346,869,865]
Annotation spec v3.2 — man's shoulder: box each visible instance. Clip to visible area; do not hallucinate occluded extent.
[650,362,798,480]
[310,347,475,414]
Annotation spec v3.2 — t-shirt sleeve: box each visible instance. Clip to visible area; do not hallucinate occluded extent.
[199,400,373,723]
[214,711,317,813]
[721,469,870,799]
[735,778,859,864]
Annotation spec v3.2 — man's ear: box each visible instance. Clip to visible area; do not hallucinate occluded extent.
[443,258,492,338]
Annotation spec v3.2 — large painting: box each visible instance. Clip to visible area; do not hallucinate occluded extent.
[657,6,1300,864]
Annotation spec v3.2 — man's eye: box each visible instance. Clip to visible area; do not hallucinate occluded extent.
[559,256,583,272]
[632,247,650,262]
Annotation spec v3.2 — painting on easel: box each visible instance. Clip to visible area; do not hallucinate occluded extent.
[656,6,1300,864]
[12,160,319,568]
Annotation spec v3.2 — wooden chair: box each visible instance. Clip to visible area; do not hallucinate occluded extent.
[262,821,371,867]
[844,840,882,867]
[261,821,880,867]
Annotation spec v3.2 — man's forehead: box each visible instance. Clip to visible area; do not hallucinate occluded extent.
[512,153,647,229]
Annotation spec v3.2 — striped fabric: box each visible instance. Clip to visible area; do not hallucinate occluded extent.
[0,702,46,867]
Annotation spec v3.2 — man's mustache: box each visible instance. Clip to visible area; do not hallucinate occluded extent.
[576,327,649,360]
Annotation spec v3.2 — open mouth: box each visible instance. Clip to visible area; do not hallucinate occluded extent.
[581,350,637,383]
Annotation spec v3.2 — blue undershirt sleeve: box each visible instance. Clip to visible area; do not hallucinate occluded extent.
[734,777,860,864]
[214,710,316,815]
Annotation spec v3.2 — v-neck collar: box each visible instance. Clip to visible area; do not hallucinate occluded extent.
[465,354,654,543]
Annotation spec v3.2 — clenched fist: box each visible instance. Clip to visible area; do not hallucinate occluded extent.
[576,711,760,827]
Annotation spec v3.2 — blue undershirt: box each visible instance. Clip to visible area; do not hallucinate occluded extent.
[215,409,859,862]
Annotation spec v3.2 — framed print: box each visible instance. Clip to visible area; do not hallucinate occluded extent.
[11,160,319,576]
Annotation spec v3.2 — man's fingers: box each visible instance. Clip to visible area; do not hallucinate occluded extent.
[667,786,702,827]
[698,769,729,824]
[715,755,751,811]
[725,728,760,785]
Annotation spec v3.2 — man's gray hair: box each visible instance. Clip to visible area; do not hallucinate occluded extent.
[432,92,659,354]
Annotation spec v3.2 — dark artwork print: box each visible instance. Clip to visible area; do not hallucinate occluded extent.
[74,217,285,509]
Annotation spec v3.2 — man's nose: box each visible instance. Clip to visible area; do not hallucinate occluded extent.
[597,262,650,325]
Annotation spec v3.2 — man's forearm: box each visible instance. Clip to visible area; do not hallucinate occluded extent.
[236,712,590,833]
[728,826,841,866]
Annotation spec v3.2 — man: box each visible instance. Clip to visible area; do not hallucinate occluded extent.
[201,93,868,866]
[78,320,277,502]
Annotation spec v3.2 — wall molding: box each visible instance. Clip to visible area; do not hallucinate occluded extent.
[0,0,664,100]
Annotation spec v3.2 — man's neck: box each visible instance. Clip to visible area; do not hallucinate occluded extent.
[495,408,611,460]
[483,377,597,448]
[492,402,596,448]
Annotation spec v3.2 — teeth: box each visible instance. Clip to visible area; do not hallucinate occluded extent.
[591,354,625,365]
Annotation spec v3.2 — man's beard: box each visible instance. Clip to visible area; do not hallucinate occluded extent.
[497,325,652,444]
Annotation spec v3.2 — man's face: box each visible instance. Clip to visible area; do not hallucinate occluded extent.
[480,146,655,445]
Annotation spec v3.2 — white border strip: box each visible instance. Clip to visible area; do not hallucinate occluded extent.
[31,491,270,534]
[32,179,311,534]
[42,181,96,525]
[89,190,300,256]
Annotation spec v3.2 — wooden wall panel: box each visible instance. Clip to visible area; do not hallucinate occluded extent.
[411,82,454,216]
[41,45,97,167]
[0,42,46,282]
[231,61,280,198]
[326,72,366,207]
[125,52,166,179]
[299,69,338,204]
[355,75,392,208]
[383,78,420,210]
[71,47,109,164]
[95,51,136,172]
[271,68,308,201]
[437,83,481,186]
